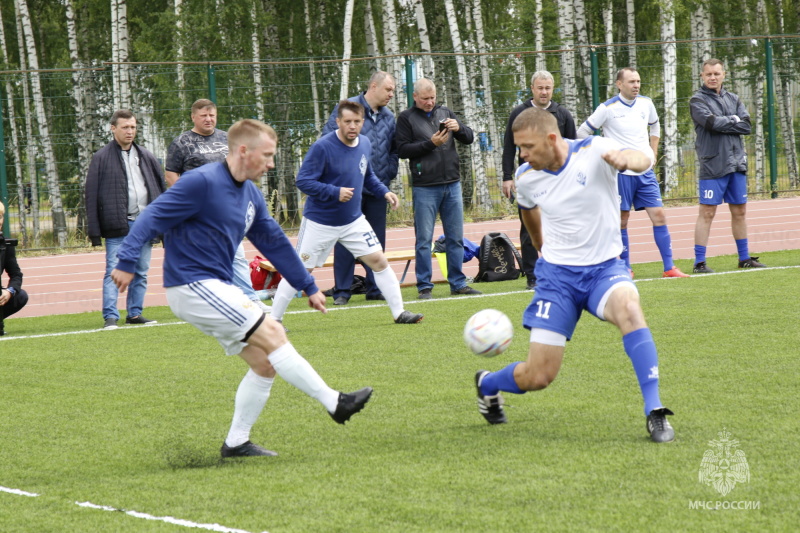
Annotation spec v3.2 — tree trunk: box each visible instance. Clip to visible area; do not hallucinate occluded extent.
[363,0,382,73]
[660,0,679,194]
[557,0,577,116]
[303,0,321,132]
[16,0,67,246]
[14,2,38,241]
[775,4,798,188]
[471,0,502,184]
[573,0,592,120]
[443,0,489,209]
[65,0,92,237]
[626,0,636,68]
[752,0,767,192]
[413,0,434,78]
[175,0,185,107]
[381,0,402,116]
[534,0,545,72]
[604,0,614,96]
[0,3,27,242]
[251,1,263,119]
[339,0,355,101]
[110,0,120,109]
[117,0,131,109]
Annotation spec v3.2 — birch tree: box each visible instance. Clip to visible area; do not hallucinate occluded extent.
[443,0,490,208]
[339,0,355,101]
[16,0,67,246]
[690,0,712,85]
[626,0,636,68]
[110,0,120,108]
[775,2,798,188]
[604,0,615,94]
[116,0,131,109]
[363,0,382,73]
[14,2,37,239]
[573,0,592,119]
[175,0,185,104]
[382,0,402,115]
[660,0,679,194]
[533,0,545,72]
[251,1,263,119]
[557,0,577,116]
[304,0,321,131]
[752,0,767,192]
[0,3,26,241]
[471,0,502,180]
[412,0,434,78]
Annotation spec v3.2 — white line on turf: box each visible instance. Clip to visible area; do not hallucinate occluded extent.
[0,485,40,497]
[2,265,797,341]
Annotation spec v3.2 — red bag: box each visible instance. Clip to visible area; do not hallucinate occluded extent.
[249,255,283,290]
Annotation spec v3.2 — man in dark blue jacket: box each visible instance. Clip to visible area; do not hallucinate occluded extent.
[0,201,28,336]
[396,78,480,299]
[85,109,165,329]
[322,72,398,305]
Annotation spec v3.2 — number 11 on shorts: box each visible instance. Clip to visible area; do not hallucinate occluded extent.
[535,300,551,319]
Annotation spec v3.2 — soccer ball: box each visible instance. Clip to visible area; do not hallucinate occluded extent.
[463,309,513,357]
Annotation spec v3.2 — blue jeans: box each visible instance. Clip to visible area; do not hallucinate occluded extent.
[413,182,467,292]
[233,241,260,301]
[103,220,152,320]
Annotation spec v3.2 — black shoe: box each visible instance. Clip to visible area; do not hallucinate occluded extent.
[394,310,424,324]
[738,256,766,268]
[646,408,675,443]
[475,370,507,425]
[329,387,373,424]
[525,277,537,290]
[692,261,714,274]
[322,287,335,297]
[125,315,157,325]
[451,285,482,296]
[220,440,278,457]
[365,293,385,301]
[333,296,349,306]
[103,318,119,330]
[418,288,432,300]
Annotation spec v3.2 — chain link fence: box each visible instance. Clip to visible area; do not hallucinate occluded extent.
[1,36,798,249]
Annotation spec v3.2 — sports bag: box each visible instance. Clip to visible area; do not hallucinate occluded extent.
[475,232,523,282]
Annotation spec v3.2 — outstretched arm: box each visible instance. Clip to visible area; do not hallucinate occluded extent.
[602,149,652,175]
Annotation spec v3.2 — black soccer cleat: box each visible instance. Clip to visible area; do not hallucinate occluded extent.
[329,387,373,424]
[451,285,482,296]
[646,408,675,443]
[394,310,424,324]
[220,440,278,458]
[738,256,766,269]
[475,370,507,425]
[692,261,714,274]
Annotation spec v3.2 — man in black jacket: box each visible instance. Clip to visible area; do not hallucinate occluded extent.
[0,201,28,336]
[502,71,576,290]
[396,78,481,300]
[85,110,165,330]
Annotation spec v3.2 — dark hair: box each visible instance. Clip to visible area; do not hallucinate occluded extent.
[337,100,365,119]
[191,99,217,114]
[616,67,638,82]
[110,109,135,126]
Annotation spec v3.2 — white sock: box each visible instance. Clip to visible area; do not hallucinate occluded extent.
[225,370,274,447]
[269,278,297,321]
[372,266,404,319]
[268,343,339,413]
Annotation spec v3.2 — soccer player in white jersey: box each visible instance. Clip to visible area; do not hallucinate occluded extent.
[473,107,675,443]
[269,101,423,326]
[577,67,688,279]
[111,119,373,458]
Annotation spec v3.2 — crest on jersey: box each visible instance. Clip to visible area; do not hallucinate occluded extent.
[244,201,256,234]
[699,429,750,496]
[576,172,587,187]
[301,252,311,262]
[359,154,368,177]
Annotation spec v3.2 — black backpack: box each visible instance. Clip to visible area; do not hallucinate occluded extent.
[475,232,523,282]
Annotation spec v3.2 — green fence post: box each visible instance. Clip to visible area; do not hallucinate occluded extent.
[405,56,414,108]
[208,64,217,105]
[765,38,778,198]
[590,47,600,111]
[0,85,9,237]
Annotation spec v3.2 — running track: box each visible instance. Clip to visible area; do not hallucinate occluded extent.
[9,197,800,320]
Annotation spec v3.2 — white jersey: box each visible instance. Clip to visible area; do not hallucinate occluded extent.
[584,95,658,165]
[515,137,625,266]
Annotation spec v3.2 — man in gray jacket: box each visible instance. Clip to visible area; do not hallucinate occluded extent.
[85,109,165,329]
[690,58,765,273]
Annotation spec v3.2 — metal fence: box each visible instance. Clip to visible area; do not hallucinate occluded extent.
[1,35,798,249]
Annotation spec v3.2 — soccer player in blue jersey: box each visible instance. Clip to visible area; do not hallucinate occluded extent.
[111,119,373,458]
[473,107,675,443]
[269,101,423,325]
[577,67,688,279]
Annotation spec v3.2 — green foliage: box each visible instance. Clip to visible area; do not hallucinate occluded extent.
[1,250,798,531]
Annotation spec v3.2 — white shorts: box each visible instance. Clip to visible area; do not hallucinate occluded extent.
[295,215,381,268]
[166,279,265,356]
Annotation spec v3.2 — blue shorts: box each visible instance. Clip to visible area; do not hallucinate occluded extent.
[618,169,663,211]
[522,257,636,340]
[699,172,748,205]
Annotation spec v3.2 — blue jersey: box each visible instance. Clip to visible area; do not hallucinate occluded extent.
[115,161,317,295]
[297,132,389,226]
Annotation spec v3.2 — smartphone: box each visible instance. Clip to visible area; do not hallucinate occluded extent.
[438,119,447,133]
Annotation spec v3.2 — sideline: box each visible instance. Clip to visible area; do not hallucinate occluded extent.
[2,265,797,343]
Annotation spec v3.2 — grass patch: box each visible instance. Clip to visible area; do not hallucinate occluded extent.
[1,250,797,532]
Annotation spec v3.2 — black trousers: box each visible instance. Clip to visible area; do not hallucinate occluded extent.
[1,288,28,320]
[517,207,538,279]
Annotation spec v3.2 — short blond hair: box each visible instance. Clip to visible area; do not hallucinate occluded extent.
[227,119,278,151]
[512,107,559,136]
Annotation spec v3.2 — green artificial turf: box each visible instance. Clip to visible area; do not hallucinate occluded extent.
[1,250,797,532]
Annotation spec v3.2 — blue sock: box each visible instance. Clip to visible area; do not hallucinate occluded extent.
[653,225,674,271]
[622,328,662,415]
[694,245,706,265]
[620,228,630,268]
[735,238,749,261]
[480,362,525,396]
